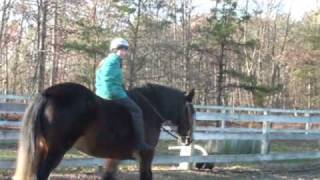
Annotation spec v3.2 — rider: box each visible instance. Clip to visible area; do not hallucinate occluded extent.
[95,37,151,151]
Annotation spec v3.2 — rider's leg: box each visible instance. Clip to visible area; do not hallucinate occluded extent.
[115,97,151,151]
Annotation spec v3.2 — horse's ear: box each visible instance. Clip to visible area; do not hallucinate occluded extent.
[185,88,195,102]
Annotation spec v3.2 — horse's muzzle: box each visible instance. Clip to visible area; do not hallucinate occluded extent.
[180,136,193,146]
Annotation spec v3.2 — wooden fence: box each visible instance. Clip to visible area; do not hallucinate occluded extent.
[1,95,320,170]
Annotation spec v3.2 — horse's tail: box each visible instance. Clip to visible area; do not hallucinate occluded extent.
[13,94,47,180]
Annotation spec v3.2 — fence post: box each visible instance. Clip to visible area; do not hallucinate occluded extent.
[220,109,226,129]
[177,144,193,170]
[305,113,311,135]
[177,110,197,170]
[261,110,269,155]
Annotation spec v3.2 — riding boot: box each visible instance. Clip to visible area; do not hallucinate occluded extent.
[131,117,152,151]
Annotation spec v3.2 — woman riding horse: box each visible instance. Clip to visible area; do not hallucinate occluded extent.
[13,39,195,180]
[96,37,150,151]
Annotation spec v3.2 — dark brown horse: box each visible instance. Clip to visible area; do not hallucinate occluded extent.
[13,82,195,180]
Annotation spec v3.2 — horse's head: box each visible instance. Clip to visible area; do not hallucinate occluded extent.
[131,84,195,146]
[176,89,195,146]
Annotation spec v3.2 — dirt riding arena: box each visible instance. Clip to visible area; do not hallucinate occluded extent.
[2,162,320,180]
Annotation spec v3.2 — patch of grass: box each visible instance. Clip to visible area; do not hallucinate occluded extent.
[2,140,320,161]
[0,141,17,149]
[0,169,13,179]
[53,166,98,174]
[63,149,91,159]
[2,139,320,176]
[271,140,320,152]
[154,171,219,180]
[155,140,181,155]
[0,148,91,160]
[210,159,320,170]
[0,140,181,160]
[0,149,16,160]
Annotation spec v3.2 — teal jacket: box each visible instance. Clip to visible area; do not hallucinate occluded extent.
[95,53,128,100]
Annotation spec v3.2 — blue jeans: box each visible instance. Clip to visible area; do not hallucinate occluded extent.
[114,97,150,150]
[114,97,143,124]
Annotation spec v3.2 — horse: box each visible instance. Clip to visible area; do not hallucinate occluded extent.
[13,82,195,180]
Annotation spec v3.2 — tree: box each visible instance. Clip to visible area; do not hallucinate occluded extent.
[0,0,13,94]
[226,69,282,106]
[203,0,252,105]
[64,18,110,89]
[286,10,320,108]
[37,0,48,92]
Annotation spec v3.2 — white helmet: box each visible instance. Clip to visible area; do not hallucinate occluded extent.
[109,37,129,50]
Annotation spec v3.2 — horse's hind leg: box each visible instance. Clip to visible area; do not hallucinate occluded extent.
[103,158,119,180]
[139,150,154,180]
[36,147,68,180]
[36,132,75,180]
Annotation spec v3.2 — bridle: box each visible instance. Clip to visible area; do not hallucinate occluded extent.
[135,92,194,142]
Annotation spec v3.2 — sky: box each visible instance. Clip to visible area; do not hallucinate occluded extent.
[192,0,319,20]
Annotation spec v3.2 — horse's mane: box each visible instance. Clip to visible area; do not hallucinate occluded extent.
[132,83,184,96]
[129,83,186,122]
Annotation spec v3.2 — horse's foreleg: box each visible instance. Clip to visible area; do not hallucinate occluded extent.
[139,150,154,180]
[103,158,119,180]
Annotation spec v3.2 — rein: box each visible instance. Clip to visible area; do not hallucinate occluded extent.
[134,92,181,140]
[161,126,181,140]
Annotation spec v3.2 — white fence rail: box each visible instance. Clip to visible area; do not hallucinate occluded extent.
[1,95,320,169]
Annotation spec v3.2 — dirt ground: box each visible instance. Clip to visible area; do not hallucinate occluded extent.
[2,162,320,180]
[49,169,320,180]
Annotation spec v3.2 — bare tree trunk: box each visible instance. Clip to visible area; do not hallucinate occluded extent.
[55,0,66,83]
[12,15,26,94]
[0,0,11,50]
[182,0,192,90]
[0,0,12,94]
[35,0,41,91]
[308,74,312,108]
[38,0,48,92]
[51,0,59,85]
[128,0,142,90]
[5,46,8,94]
[217,42,225,106]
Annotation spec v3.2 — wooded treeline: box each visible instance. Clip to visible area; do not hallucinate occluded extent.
[1,0,320,109]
